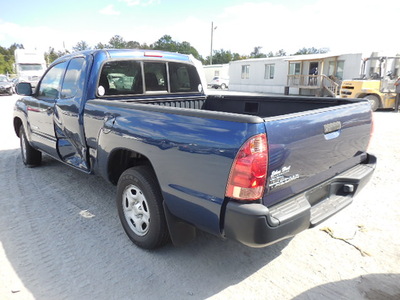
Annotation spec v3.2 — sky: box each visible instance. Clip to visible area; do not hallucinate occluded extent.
[0,0,399,58]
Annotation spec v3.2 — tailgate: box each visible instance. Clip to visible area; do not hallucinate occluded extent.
[263,102,372,207]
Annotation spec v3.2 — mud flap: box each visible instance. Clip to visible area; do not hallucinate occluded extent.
[163,202,196,246]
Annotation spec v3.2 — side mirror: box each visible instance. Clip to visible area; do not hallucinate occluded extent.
[16,82,33,96]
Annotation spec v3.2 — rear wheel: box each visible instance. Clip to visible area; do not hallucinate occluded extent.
[220,83,227,90]
[364,95,380,111]
[116,166,170,249]
[19,126,42,167]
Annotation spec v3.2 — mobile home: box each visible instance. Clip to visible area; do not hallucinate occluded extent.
[203,64,229,84]
[228,53,363,96]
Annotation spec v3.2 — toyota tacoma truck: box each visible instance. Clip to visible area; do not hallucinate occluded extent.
[13,49,376,249]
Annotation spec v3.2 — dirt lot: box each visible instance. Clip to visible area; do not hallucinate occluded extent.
[0,94,399,300]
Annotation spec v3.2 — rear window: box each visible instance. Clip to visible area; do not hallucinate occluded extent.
[97,60,201,96]
[169,62,201,93]
[144,62,168,93]
[98,60,142,96]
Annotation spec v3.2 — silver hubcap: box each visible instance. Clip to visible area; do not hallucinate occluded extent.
[122,184,150,236]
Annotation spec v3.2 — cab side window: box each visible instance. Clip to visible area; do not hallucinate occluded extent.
[61,58,86,99]
[37,62,68,100]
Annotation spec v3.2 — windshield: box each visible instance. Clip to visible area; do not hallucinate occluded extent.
[18,64,44,71]
[0,75,9,82]
[361,57,400,79]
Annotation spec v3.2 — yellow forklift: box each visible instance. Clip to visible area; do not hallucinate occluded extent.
[340,56,400,111]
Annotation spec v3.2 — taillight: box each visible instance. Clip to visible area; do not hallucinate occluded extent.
[225,134,268,201]
[144,52,163,57]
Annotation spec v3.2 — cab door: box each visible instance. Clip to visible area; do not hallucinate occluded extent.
[27,61,68,157]
[53,57,90,171]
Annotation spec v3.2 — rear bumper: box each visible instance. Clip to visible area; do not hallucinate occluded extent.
[223,153,377,248]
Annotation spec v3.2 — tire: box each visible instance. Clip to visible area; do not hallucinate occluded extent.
[364,95,380,111]
[220,83,227,90]
[19,126,42,167]
[116,166,170,249]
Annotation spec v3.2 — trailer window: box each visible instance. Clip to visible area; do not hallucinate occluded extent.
[289,63,301,75]
[336,61,344,80]
[264,64,275,79]
[241,65,250,79]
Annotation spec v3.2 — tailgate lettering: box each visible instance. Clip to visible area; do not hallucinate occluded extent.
[269,165,300,189]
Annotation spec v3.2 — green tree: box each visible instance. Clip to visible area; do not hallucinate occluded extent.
[150,35,202,60]
[94,42,107,49]
[250,46,267,58]
[126,40,143,49]
[45,47,69,64]
[73,40,91,52]
[206,49,234,65]
[232,53,246,61]
[0,43,24,75]
[151,35,177,52]
[0,54,8,74]
[176,41,201,60]
[294,47,329,55]
[275,49,287,57]
[108,35,127,49]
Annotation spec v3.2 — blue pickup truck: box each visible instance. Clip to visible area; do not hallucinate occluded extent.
[13,49,376,249]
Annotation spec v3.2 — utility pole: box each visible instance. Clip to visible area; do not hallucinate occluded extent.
[210,22,217,65]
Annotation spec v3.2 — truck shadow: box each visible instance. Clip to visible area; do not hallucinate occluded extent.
[0,149,290,300]
[293,273,400,300]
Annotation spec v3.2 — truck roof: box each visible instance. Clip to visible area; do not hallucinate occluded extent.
[52,49,192,66]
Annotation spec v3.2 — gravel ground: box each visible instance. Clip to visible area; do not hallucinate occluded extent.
[0,94,399,300]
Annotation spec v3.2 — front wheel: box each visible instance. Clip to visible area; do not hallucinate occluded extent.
[19,126,42,167]
[116,166,170,249]
[364,95,380,111]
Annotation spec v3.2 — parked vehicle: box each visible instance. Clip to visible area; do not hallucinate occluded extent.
[0,75,13,95]
[340,56,400,111]
[208,76,229,89]
[14,49,376,250]
[14,49,47,88]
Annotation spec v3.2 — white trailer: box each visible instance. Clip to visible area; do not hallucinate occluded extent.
[203,64,229,84]
[14,49,46,87]
[228,53,363,96]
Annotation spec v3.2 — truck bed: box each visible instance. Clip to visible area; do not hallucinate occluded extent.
[100,94,372,208]
[84,91,373,247]
[133,94,360,118]
[117,94,373,208]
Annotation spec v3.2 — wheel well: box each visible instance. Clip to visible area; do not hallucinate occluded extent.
[359,93,381,101]
[108,148,153,185]
[14,117,22,137]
